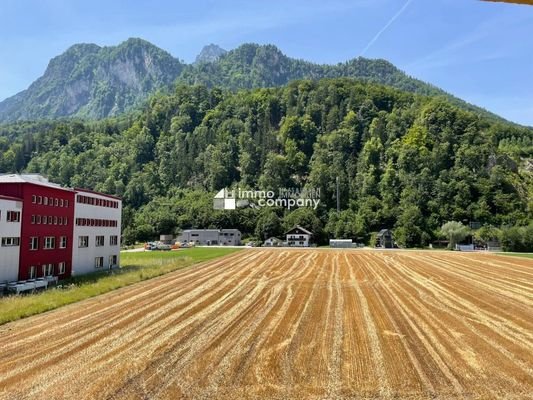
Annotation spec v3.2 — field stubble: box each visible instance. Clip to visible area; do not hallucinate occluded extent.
[0,249,531,399]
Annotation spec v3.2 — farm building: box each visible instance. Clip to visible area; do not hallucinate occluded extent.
[376,229,395,248]
[286,225,312,247]
[330,239,354,248]
[176,229,241,246]
[263,237,283,247]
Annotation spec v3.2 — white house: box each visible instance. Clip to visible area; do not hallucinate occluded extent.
[0,195,23,282]
[286,225,313,247]
[263,237,283,247]
[72,189,122,275]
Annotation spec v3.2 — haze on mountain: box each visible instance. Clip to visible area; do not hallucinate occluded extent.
[0,38,506,123]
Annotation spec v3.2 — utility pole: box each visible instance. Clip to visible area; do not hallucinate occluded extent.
[336,176,340,213]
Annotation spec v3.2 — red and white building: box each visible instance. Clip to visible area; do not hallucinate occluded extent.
[0,194,23,282]
[0,174,121,282]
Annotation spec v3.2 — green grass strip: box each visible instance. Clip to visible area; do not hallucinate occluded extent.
[0,247,241,326]
[496,252,533,259]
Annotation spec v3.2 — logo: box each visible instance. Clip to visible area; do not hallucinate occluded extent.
[214,187,321,210]
[213,188,236,210]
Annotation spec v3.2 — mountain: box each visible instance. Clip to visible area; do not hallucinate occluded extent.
[0,38,183,121]
[194,44,227,64]
[178,44,501,121]
[0,39,507,123]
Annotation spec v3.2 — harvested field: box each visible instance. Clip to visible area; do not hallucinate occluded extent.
[0,249,532,399]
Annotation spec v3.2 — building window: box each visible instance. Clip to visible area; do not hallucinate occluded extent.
[65,200,69,207]
[95,257,104,269]
[59,236,67,249]
[110,235,118,246]
[29,266,36,279]
[60,199,64,207]
[43,264,54,276]
[32,195,36,203]
[58,262,66,274]
[31,215,36,224]
[1,237,20,246]
[38,196,42,204]
[36,215,41,224]
[43,197,48,206]
[78,236,89,248]
[53,216,58,225]
[95,236,105,247]
[54,198,59,206]
[6,211,20,222]
[44,236,55,249]
[30,237,39,250]
[64,217,68,225]
[109,255,118,267]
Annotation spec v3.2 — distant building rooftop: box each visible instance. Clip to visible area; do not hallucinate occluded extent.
[0,174,75,192]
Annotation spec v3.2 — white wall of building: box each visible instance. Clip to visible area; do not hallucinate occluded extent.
[0,198,22,282]
[286,234,310,247]
[72,192,121,275]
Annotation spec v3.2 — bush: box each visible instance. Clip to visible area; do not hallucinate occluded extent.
[501,224,533,252]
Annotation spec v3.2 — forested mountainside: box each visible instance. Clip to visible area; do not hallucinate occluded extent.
[0,39,505,123]
[1,79,531,247]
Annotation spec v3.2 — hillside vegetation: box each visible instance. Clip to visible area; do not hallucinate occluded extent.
[1,79,531,248]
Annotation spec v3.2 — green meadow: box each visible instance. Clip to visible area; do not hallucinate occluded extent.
[0,247,241,326]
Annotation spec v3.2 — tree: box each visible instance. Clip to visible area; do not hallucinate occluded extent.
[440,221,470,249]
[255,208,282,241]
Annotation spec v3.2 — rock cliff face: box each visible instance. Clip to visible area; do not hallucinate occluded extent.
[194,44,227,64]
[0,38,184,121]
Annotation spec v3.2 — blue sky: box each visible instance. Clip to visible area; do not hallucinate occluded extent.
[1,0,532,125]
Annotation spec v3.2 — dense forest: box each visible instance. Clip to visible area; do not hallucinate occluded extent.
[1,79,532,249]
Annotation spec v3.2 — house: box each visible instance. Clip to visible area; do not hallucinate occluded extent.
[286,225,312,247]
[263,237,283,247]
[0,174,122,280]
[376,229,394,249]
[176,229,241,246]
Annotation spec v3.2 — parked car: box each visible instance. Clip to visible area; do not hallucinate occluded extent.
[144,242,157,251]
[156,243,171,251]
